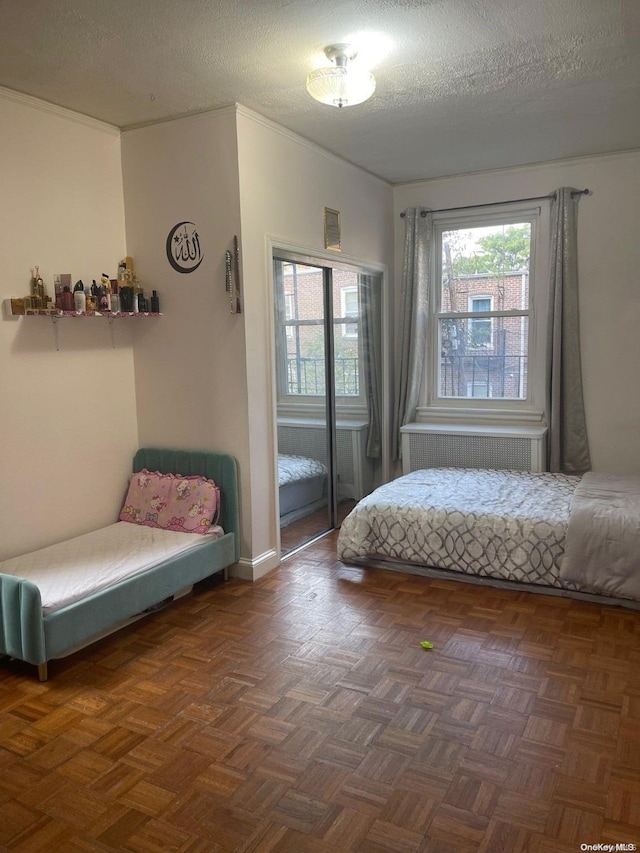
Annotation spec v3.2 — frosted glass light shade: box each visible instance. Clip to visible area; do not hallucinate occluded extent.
[306,65,376,108]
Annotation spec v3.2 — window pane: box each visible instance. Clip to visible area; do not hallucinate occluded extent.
[333,273,360,396]
[281,263,326,396]
[441,223,531,312]
[468,296,493,347]
[469,316,492,347]
[278,264,362,398]
[286,324,326,395]
[340,285,359,340]
[439,316,529,399]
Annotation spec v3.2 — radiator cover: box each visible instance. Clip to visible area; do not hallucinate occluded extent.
[401,423,547,474]
[277,418,372,499]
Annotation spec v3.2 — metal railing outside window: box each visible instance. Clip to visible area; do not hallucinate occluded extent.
[440,354,528,399]
[287,356,359,396]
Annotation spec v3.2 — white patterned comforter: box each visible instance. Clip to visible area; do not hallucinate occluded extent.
[337,468,581,586]
[278,454,327,487]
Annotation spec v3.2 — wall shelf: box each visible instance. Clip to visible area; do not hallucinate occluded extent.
[54,310,161,318]
[2,300,161,349]
[3,300,161,319]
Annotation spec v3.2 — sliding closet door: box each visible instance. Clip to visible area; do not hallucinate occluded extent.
[274,259,335,554]
[274,255,385,556]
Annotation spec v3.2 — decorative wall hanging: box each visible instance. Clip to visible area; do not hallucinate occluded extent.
[166,221,203,273]
[225,236,242,314]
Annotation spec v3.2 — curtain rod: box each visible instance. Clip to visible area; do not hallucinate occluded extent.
[399,188,589,218]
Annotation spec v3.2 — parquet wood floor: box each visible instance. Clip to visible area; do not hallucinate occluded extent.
[280,501,356,556]
[1,532,640,851]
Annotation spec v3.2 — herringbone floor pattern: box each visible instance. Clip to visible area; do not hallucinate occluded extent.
[1,532,640,851]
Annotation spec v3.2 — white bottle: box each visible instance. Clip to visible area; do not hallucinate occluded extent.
[73,285,86,312]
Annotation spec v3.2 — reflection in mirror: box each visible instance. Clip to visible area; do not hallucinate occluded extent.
[274,257,383,556]
[275,260,331,555]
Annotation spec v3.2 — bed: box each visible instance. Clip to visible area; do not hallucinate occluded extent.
[278,453,328,527]
[0,447,240,680]
[337,467,640,607]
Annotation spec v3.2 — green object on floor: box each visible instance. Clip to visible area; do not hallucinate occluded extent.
[420,640,434,650]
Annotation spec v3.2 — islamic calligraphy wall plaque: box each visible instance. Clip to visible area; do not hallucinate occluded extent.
[166,221,204,273]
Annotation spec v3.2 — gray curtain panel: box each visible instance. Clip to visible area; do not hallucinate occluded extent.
[392,207,432,460]
[360,273,383,459]
[546,187,591,474]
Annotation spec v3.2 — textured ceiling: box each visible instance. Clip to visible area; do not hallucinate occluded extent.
[1,0,639,183]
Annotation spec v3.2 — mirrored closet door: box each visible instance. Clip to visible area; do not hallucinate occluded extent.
[274,254,384,556]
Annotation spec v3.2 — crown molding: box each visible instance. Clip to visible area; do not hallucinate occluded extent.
[0,86,120,136]
[121,103,238,132]
[234,103,392,187]
[394,147,640,188]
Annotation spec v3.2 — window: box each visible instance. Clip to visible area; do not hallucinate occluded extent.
[340,286,359,338]
[427,208,546,415]
[275,261,364,401]
[468,296,493,348]
[279,263,327,396]
[284,292,294,339]
[467,379,491,398]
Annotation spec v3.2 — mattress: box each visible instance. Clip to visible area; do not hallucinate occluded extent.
[278,454,327,487]
[337,468,581,586]
[0,521,223,614]
[278,454,328,522]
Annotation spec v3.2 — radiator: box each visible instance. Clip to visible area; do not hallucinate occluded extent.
[277,418,372,499]
[401,424,547,474]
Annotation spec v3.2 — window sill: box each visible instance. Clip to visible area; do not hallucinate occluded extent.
[402,421,547,439]
[415,405,545,427]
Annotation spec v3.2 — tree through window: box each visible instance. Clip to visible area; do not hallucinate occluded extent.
[437,221,533,402]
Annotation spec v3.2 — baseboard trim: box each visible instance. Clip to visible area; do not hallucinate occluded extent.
[230,549,280,581]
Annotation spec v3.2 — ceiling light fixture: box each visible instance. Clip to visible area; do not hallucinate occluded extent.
[306,44,376,108]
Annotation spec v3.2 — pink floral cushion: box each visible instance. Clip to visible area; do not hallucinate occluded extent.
[119,469,220,534]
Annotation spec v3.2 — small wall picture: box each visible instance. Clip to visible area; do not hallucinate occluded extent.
[324,207,341,252]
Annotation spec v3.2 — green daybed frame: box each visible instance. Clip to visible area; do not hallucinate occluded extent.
[0,447,240,681]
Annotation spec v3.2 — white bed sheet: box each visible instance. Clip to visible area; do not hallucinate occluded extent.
[0,521,223,613]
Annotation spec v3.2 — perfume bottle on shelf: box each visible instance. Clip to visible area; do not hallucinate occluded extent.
[32,266,44,308]
[110,280,120,312]
[73,281,86,312]
[61,286,73,311]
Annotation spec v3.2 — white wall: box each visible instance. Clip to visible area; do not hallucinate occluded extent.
[235,108,394,574]
[11,90,631,573]
[81,104,393,578]
[394,151,640,474]
[120,109,251,549]
[0,90,136,561]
